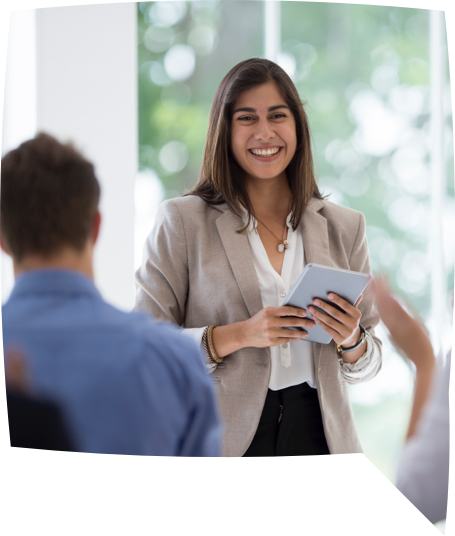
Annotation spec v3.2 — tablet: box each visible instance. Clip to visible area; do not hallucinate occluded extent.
[282,263,371,344]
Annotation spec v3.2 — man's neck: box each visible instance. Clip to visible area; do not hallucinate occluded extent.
[14,246,94,280]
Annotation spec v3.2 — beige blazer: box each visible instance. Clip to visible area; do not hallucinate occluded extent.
[135,195,382,456]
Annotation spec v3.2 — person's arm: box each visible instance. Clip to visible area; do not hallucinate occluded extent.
[212,306,316,357]
[181,326,217,373]
[374,276,449,523]
[135,200,189,325]
[374,275,435,439]
[408,354,435,440]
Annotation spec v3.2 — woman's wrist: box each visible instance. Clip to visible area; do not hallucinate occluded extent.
[340,338,367,364]
[340,326,361,349]
[212,321,247,358]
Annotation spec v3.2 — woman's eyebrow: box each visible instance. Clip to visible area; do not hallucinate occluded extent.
[232,104,290,115]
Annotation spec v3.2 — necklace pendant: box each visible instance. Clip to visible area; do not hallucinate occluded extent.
[278,243,285,253]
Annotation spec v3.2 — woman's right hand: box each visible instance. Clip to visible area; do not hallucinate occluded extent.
[239,306,315,348]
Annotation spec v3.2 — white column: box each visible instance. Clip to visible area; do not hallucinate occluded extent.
[35,3,137,311]
[1,9,37,303]
[429,10,447,360]
[264,1,280,62]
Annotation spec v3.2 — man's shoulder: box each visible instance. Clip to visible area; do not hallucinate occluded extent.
[3,294,203,378]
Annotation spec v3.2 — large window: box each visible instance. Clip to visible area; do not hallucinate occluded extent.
[137,1,454,481]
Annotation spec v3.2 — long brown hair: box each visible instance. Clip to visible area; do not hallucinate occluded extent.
[187,58,323,231]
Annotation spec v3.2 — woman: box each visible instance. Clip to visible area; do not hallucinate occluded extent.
[135,58,382,457]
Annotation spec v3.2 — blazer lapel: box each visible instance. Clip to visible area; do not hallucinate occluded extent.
[215,207,264,318]
[300,198,331,267]
[300,198,331,369]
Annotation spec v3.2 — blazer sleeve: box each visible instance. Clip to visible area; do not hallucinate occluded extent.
[134,200,188,325]
[341,211,382,384]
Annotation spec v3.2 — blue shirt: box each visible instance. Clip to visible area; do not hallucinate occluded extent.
[2,269,222,456]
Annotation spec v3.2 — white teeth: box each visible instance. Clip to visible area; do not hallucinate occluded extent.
[251,147,280,157]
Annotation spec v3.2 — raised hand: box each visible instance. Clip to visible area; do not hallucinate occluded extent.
[373,274,434,370]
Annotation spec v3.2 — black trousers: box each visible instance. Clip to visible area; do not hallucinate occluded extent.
[243,383,330,457]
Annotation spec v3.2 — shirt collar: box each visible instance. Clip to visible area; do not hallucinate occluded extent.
[7,269,103,301]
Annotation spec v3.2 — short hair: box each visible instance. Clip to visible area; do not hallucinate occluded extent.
[188,58,323,232]
[1,132,100,261]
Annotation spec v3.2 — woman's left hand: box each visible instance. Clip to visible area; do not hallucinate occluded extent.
[307,293,363,348]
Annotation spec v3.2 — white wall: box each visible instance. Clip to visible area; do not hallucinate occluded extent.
[1,9,37,303]
[35,3,137,311]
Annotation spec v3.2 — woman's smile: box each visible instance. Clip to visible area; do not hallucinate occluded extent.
[248,146,283,159]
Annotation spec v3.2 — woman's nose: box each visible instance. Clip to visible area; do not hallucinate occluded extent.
[254,119,274,141]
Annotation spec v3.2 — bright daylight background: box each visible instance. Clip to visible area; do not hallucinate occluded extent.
[1,3,453,529]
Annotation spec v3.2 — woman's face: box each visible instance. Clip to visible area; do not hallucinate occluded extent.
[230,81,297,183]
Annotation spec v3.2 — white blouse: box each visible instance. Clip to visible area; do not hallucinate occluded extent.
[182,210,379,391]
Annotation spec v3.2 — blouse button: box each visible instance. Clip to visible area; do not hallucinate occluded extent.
[280,291,286,298]
[282,343,288,349]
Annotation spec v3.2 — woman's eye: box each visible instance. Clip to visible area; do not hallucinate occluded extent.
[236,113,286,121]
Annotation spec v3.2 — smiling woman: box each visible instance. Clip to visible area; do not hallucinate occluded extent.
[134,58,382,457]
[230,83,297,184]
[190,58,319,237]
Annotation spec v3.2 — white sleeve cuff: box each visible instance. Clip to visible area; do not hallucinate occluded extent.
[180,326,216,373]
[338,330,379,379]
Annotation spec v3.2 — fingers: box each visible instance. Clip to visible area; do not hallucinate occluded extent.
[326,293,361,317]
[273,327,309,342]
[309,295,361,325]
[310,307,346,339]
[278,316,315,329]
[310,315,341,342]
[308,295,360,341]
[276,306,307,318]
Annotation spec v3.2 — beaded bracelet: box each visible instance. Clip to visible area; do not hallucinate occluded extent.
[202,324,223,364]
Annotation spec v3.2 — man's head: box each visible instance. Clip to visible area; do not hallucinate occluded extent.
[1,133,101,274]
